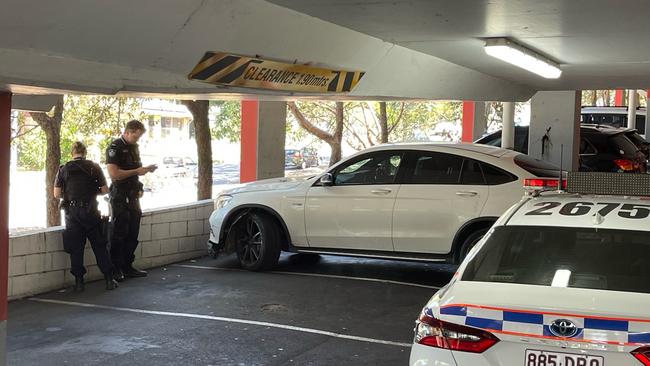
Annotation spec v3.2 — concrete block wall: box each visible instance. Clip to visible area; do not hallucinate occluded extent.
[8,199,214,300]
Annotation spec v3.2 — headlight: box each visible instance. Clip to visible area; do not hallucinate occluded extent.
[215,195,233,210]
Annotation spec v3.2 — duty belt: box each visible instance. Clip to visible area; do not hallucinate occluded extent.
[68,200,93,207]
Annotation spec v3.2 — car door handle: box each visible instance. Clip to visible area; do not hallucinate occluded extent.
[371,189,392,194]
[455,191,478,197]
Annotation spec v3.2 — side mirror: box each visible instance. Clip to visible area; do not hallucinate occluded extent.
[319,173,334,186]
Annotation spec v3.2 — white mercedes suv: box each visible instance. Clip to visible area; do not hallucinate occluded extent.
[207,143,559,271]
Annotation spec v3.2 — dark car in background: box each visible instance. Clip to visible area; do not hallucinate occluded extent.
[285,148,320,169]
[475,125,648,173]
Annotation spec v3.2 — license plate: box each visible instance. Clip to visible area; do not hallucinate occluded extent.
[525,349,604,366]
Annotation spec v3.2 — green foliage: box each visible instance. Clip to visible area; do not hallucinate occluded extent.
[14,95,145,169]
[210,101,241,142]
[15,124,46,170]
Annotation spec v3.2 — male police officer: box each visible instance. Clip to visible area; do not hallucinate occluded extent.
[106,120,157,281]
[54,141,118,291]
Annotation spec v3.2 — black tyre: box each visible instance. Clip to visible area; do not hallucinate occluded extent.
[235,212,281,271]
[457,228,488,263]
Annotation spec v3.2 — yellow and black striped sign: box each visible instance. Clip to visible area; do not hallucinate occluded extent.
[188,52,365,93]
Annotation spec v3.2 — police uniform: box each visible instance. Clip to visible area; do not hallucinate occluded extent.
[106,137,146,278]
[55,157,114,285]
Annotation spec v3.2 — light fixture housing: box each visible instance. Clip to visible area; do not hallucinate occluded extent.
[484,38,562,79]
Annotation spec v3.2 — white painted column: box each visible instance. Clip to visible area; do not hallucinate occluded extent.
[501,102,515,149]
[628,90,637,129]
[529,91,581,171]
[256,101,287,180]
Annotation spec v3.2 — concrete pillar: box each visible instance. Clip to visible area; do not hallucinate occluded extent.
[461,101,487,142]
[628,90,637,129]
[0,92,10,366]
[501,102,515,150]
[529,91,581,171]
[240,100,286,182]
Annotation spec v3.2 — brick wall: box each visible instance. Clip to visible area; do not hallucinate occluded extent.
[8,200,213,299]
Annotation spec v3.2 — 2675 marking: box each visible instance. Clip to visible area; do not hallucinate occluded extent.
[525,202,650,219]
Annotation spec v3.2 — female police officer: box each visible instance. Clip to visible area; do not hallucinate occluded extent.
[54,141,118,291]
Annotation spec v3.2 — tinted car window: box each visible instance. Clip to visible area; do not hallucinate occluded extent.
[513,154,560,177]
[481,163,517,185]
[579,138,597,155]
[462,226,650,294]
[475,127,529,154]
[334,153,402,185]
[406,152,463,184]
[460,159,485,185]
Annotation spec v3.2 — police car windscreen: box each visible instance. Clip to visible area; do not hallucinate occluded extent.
[514,155,560,177]
[462,226,650,294]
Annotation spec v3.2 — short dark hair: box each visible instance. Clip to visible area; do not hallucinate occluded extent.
[71,141,87,156]
[125,119,146,133]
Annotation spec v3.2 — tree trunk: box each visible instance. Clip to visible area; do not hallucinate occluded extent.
[288,101,346,166]
[378,102,388,143]
[30,97,63,227]
[181,100,213,200]
[330,102,345,165]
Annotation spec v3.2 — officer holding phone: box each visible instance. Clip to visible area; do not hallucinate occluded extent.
[106,120,157,282]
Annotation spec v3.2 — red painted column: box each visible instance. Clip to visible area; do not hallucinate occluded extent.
[0,93,11,323]
[614,90,625,106]
[240,100,258,183]
[461,101,474,143]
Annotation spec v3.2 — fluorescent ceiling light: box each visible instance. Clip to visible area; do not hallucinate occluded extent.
[484,38,562,79]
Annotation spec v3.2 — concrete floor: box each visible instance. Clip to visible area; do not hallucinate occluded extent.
[7,253,455,366]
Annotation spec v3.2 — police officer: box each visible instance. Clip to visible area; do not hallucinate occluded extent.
[106,120,157,282]
[54,141,118,291]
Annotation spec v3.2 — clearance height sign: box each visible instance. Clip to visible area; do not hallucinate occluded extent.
[188,52,365,93]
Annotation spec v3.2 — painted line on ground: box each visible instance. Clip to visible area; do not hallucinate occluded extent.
[173,264,441,290]
[29,298,411,348]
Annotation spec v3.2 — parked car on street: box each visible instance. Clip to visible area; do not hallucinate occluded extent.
[410,173,650,366]
[285,148,320,169]
[475,125,648,173]
[208,143,560,270]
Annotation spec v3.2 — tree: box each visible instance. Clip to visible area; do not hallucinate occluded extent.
[29,97,63,227]
[287,101,345,165]
[181,100,213,200]
[63,95,145,163]
[210,101,241,142]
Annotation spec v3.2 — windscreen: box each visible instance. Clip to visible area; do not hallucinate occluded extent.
[462,226,650,294]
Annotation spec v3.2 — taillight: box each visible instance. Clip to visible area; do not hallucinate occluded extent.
[415,313,499,353]
[523,178,567,189]
[614,159,637,172]
[632,346,650,366]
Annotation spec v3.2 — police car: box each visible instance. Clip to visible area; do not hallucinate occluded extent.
[410,172,650,366]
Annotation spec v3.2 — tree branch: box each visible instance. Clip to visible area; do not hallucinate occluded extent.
[287,101,335,144]
[388,102,405,134]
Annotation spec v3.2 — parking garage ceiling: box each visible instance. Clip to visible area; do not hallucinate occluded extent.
[0,0,648,101]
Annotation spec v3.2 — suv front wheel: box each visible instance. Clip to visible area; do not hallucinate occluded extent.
[457,228,488,263]
[234,212,281,271]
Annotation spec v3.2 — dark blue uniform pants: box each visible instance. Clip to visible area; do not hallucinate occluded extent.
[110,196,142,270]
[62,207,113,277]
